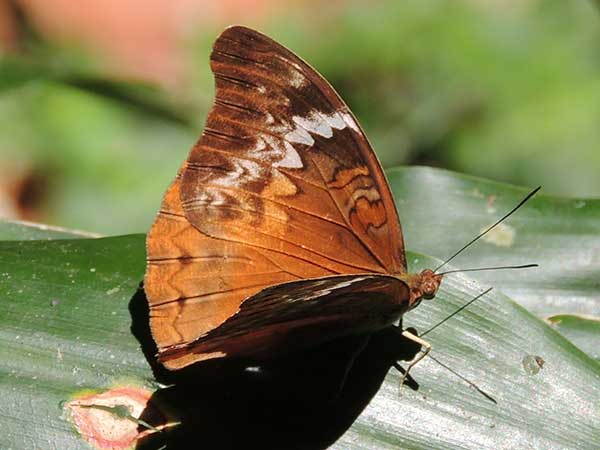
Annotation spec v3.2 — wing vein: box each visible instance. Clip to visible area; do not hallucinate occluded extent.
[151,282,272,307]
[305,151,388,270]
[195,215,381,273]
[181,176,347,228]
[184,201,381,270]
[185,147,331,194]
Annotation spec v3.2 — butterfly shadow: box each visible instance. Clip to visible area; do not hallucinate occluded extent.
[129,286,422,450]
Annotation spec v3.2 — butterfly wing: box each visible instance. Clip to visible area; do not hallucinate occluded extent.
[158,274,410,368]
[145,26,407,369]
[146,165,351,363]
[181,26,406,273]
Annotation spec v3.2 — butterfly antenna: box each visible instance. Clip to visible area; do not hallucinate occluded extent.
[420,287,496,403]
[437,263,538,276]
[433,186,541,273]
[426,353,497,403]
[421,287,492,337]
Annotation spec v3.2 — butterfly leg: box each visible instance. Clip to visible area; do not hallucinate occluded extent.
[398,330,431,394]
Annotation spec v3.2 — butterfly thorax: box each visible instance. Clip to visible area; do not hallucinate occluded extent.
[395,269,443,310]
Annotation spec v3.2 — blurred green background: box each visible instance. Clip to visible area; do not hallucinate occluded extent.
[1,0,598,235]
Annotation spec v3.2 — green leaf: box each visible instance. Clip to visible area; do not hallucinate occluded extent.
[0,235,153,448]
[334,252,600,449]
[0,218,100,240]
[1,168,599,448]
[546,314,600,361]
[388,166,600,318]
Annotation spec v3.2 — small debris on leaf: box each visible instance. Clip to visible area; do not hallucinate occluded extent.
[522,355,545,375]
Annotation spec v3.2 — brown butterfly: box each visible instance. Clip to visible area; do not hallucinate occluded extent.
[144,25,442,373]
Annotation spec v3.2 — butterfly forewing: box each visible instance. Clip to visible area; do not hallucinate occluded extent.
[181,26,405,273]
[145,26,408,369]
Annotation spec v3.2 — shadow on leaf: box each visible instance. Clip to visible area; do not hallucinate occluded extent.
[129,286,421,449]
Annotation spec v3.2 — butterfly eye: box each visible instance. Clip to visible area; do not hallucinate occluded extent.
[422,279,437,300]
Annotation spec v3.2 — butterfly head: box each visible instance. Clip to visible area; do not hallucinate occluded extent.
[419,269,442,299]
[403,269,443,308]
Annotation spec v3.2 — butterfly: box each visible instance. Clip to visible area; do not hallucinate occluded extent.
[144,25,442,373]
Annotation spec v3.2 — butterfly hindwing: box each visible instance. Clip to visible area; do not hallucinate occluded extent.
[158,274,410,368]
